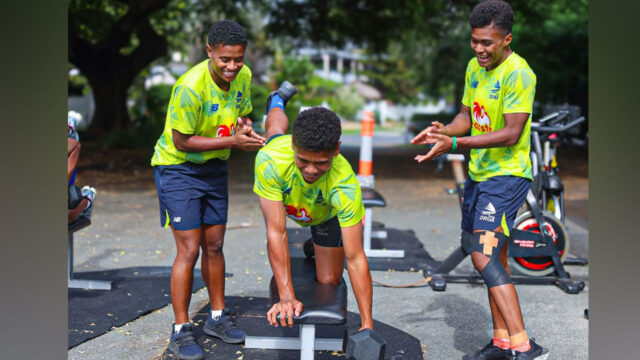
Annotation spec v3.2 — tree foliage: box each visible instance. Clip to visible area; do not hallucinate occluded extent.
[514,0,588,114]
[329,86,365,121]
[70,0,588,136]
[266,0,588,114]
[68,0,254,135]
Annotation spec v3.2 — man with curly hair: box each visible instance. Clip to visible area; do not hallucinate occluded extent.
[253,83,375,333]
[151,19,265,360]
[412,1,548,359]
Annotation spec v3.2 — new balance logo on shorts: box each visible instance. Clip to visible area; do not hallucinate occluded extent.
[479,202,496,222]
[315,223,329,236]
[173,216,181,223]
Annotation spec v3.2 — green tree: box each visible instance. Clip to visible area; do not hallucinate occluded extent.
[514,0,588,115]
[68,0,253,135]
[266,0,588,114]
[329,85,365,121]
[265,0,478,104]
[71,0,587,136]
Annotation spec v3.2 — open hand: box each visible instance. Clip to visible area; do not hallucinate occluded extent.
[411,121,447,145]
[267,298,303,327]
[414,132,453,163]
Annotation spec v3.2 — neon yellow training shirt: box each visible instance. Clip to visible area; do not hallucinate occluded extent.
[253,135,364,228]
[461,52,536,182]
[151,60,252,166]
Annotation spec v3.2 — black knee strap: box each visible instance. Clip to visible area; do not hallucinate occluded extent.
[460,231,475,255]
[480,259,512,287]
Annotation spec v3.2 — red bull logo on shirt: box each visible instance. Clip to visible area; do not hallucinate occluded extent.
[217,124,236,138]
[473,101,492,133]
[284,205,312,223]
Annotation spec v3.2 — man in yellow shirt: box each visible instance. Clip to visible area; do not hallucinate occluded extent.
[254,83,375,333]
[412,1,548,359]
[151,19,264,360]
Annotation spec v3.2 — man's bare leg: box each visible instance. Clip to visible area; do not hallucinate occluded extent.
[487,245,511,346]
[170,226,202,324]
[264,107,290,140]
[313,243,345,285]
[471,228,527,347]
[200,224,227,311]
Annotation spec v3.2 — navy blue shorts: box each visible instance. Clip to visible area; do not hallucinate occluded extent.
[153,159,228,231]
[461,176,531,235]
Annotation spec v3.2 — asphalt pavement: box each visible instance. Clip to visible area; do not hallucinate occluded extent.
[68,144,588,360]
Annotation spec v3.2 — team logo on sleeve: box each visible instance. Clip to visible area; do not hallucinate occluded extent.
[472,101,492,133]
[216,124,236,137]
[284,205,312,223]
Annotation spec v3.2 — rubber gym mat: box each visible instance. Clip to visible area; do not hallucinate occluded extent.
[287,226,437,272]
[68,266,206,348]
[158,296,423,360]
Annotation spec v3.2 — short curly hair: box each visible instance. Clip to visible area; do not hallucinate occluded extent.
[208,20,247,47]
[292,107,342,152]
[468,0,514,35]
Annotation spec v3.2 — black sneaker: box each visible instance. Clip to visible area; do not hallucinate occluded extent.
[168,323,204,360]
[462,340,510,360]
[303,238,315,258]
[265,80,297,113]
[203,308,246,344]
[508,338,549,360]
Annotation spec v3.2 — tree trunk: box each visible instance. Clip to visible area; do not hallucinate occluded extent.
[88,73,133,133]
[453,80,463,112]
[69,0,170,136]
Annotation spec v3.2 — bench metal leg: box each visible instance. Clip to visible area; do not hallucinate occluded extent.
[245,324,343,359]
[300,324,315,360]
[68,278,113,290]
[68,232,112,290]
[363,208,405,258]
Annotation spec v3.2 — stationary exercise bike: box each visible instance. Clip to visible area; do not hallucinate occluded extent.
[423,126,586,294]
[509,111,587,276]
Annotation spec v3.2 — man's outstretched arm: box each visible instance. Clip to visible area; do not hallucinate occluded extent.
[341,222,374,330]
[258,196,303,328]
[172,126,265,153]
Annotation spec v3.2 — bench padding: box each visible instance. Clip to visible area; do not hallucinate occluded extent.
[361,188,386,208]
[269,257,347,325]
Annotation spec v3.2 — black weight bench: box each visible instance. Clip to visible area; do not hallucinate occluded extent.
[245,257,347,360]
[68,216,112,290]
[361,188,404,258]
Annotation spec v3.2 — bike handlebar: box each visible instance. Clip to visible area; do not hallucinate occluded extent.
[531,116,585,133]
[445,154,465,162]
[433,153,465,162]
[537,110,571,124]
